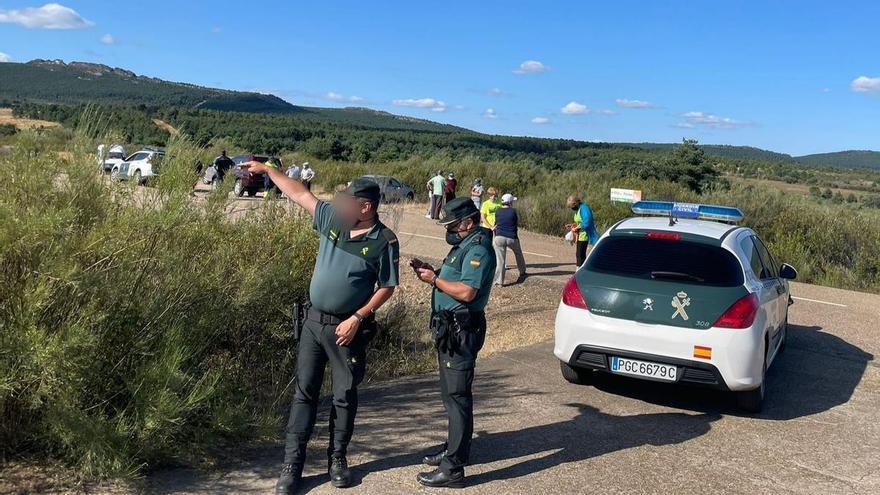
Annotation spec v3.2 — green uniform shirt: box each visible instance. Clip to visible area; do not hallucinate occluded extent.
[309,200,400,315]
[432,227,497,313]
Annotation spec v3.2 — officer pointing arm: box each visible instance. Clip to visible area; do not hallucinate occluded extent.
[242,161,399,492]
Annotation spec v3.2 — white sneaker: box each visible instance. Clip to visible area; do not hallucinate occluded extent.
[425,214,432,218]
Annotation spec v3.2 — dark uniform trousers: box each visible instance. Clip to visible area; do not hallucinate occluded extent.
[283,309,368,464]
[437,314,487,473]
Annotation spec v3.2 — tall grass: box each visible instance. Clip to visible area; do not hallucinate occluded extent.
[0,128,433,478]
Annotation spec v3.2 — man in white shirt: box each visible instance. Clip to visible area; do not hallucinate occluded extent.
[301,162,315,191]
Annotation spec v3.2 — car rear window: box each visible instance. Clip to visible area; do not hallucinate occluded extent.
[585,236,744,287]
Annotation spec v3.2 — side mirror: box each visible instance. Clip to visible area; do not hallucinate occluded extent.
[779,263,798,280]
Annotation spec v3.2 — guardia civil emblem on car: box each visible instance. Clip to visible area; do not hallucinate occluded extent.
[554,200,798,413]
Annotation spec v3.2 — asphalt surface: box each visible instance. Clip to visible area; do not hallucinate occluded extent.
[147,198,879,494]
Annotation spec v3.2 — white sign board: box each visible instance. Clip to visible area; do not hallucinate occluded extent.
[610,188,642,204]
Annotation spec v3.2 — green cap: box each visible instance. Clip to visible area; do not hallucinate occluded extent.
[343,177,381,203]
[438,196,479,225]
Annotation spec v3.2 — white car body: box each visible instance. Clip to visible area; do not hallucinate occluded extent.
[554,210,796,412]
[110,149,164,185]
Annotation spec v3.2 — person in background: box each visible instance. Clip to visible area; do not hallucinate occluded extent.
[470,178,484,209]
[427,170,446,220]
[286,161,302,181]
[565,194,600,267]
[212,150,235,183]
[492,193,527,286]
[301,162,315,191]
[444,172,457,204]
[264,156,282,198]
[479,187,502,234]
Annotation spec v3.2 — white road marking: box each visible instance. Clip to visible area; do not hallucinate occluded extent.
[399,231,554,258]
[791,296,847,308]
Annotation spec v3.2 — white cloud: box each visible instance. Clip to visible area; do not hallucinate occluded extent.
[0,51,11,62]
[482,108,497,119]
[100,33,115,45]
[820,87,832,93]
[513,60,548,75]
[531,117,550,124]
[560,101,589,115]
[679,111,751,129]
[0,3,94,29]
[325,91,364,103]
[392,97,449,112]
[851,76,880,94]
[488,87,505,96]
[615,98,656,109]
[672,122,695,129]
[599,109,616,116]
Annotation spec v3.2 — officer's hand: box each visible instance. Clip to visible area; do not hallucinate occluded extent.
[335,316,360,346]
[241,161,268,174]
[416,267,436,284]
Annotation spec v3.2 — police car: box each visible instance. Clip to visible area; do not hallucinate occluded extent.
[553,201,797,412]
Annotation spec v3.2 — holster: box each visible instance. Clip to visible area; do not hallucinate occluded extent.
[291,301,310,341]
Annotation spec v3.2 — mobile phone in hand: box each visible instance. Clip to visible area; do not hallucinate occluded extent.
[410,258,426,271]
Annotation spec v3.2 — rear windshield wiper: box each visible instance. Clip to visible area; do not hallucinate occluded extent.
[650,271,705,283]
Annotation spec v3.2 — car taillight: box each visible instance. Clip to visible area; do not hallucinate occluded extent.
[645,231,681,241]
[713,293,759,329]
[562,276,588,309]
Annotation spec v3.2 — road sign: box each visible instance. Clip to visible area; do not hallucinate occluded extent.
[610,188,643,204]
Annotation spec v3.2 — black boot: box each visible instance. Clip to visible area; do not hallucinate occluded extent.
[422,448,448,467]
[328,455,352,488]
[417,468,465,488]
[275,463,303,495]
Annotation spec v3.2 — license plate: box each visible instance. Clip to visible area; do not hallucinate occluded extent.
[610,356,678,382]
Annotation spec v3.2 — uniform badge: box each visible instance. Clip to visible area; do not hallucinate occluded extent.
[361,247,369,256]
[671,291,691,320]
[469,259,481,267]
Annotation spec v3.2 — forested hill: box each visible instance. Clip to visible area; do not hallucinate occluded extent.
[626,142,880,170]
[0,60,464,133]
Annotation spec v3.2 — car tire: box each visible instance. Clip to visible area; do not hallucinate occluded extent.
[133,170,143,185]
[110,167,120,182]
[406,192,415,201]
[233,179,245,197]
[560,361,594,385]
[736,347,766,413]
[778,318,787,355]
[380,193,387,203]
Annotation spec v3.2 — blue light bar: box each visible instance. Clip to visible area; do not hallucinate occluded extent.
[631,200,744,223]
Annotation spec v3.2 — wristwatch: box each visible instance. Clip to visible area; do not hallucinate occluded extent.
[430,274,439,288]
[353,311,366,323]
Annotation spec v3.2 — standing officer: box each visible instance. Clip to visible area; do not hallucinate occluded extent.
[242,161,400,494]
[413,197,496,488]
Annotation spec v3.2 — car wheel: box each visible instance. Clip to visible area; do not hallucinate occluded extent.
[233,179,245,197]
[133,170,143,185]
[736,346,766,413]
[110,167,120,182]
[560,361,594,386]
[380,193,387,203]
[778,318,787,354]
[246,189,256,197]
[406,192,415,201]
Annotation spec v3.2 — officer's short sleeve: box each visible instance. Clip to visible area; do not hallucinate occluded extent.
[377,234,400,288]
[313,200,335,233]
[459,244,493,290]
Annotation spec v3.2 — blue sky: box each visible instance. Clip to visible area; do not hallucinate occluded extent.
[0,1,878,155]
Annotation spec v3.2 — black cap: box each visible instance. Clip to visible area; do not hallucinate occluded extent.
[438,197,479,225]
[343,177,381,203]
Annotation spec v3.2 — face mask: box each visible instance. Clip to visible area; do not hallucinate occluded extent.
[445,230,464,245]
[570,204,579,211]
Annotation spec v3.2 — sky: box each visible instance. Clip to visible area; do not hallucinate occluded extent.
[0,1,878,156]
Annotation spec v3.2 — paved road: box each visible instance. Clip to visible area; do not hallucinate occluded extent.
[148,198,879,494]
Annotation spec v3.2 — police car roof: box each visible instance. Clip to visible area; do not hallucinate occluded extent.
[615,216,740,240]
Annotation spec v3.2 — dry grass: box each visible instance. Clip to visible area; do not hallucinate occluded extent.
[0,108,59,129]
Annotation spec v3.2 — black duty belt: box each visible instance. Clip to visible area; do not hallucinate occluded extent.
[306,308,351,326]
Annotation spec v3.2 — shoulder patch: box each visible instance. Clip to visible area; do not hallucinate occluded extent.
[380,227,398,244]
[469,259,481,267]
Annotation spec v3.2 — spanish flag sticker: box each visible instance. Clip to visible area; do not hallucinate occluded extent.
[693,345,712,360]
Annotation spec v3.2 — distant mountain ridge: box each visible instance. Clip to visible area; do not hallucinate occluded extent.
[625,143,880,170]
[1,59,877,169]
[0,60,465,132]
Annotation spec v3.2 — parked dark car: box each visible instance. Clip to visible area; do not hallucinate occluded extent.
[230,154,273,197]
[360,174,416,202]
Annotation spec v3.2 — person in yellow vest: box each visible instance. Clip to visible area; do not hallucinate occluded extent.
[264,156,282,198]
[565,194,599,267]
[479,187,502,235]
